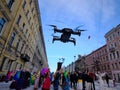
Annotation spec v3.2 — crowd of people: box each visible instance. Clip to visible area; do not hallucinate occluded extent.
[4,67,112,90]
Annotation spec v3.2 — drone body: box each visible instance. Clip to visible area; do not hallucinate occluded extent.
[50,25,85,45]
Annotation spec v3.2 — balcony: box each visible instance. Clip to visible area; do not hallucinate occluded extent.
[20,54,30,62]
[109,47,115,52]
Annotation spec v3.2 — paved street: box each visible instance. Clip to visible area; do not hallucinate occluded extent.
[0,80,120,90]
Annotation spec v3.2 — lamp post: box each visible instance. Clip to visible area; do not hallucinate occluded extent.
[73,56,76,72]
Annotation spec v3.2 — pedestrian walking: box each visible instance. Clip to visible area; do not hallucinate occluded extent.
[74,71,78,88]
[34,72,40,90]
[9,69,21,89]
[105,73,110,87]
[24,69,31,88]
[88,71,95,90]
[113,79,116,87]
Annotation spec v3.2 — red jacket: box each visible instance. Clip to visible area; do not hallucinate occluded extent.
[42,76,51,90]
[89,72,95,79]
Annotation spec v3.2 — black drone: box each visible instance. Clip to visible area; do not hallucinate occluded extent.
[49,25,86,45]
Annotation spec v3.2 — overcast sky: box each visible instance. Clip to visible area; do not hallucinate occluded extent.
[38,0,120,72]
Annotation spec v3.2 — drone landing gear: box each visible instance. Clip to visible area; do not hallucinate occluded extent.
[70,38,76,46]
[68,40,76,46]
[52,36,61,43]
[52,36,76,46]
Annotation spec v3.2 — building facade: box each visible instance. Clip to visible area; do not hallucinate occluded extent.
[105,24,120,81]
[85,45,110,74]
[0,0,48,78]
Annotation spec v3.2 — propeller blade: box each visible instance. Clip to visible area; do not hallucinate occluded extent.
[49,25,57,28]
[78,29,87,32]
[75,25,84,31]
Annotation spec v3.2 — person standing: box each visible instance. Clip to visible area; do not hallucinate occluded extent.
[95,72,106,90]
[62,70,70,90]
[70,72,74,88]
[88,71,95,90]
[53,69,62,90]
[16,69,26,90]
[42,71,51,90]
[34,72,40,90]
[105,73,110,87]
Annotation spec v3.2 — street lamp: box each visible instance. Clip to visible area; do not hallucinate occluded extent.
[74,56,76,61]
[73,56,76,72]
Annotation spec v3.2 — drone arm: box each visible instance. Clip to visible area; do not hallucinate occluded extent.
[49,25,62,33]
[52,36,61,43]
[54,28,63,33]
[72,31,81,36]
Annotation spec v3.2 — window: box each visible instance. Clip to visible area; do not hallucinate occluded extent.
[9,32,15,45]
[28,34,30,39]
[30,0,32,5]
[25,10,29,18]
[110,36,112,40]
[111,44,113,47]
[112,64,114,69]
[116,51,119,58]
[0,57,6,71]
[7,0,14,9]
[20,23,25,31]
[113,52,116,59]
[110,54,112,60]
[16,15,21,25]
[16,39,20,50]
[118,31,120,36]
[28,17,31,24]
[115,63,118,69]
[106,56,108,61]
[25,29,28,34]
[113,33,115,38]
[107,65,110,70]
[22,0,26,9]
[0,18,6,33]
[114,42,117,47]
[107,38,109,41]
[20,43,24,52]
[31,8,34,13]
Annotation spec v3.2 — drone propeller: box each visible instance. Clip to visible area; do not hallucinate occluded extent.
[78,29,86,31]
[49,24,58,33]
[49,24,57,28]
[74,25,84,31]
